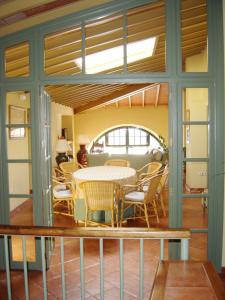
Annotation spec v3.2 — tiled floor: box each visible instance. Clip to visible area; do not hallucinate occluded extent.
[0,192,223,299]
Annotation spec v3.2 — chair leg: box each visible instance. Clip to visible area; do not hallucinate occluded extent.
[116,206,119,228]
[111,209,114,227]
[144,204,150,228]
[85,207,88,227]
[152,199,160,223]
[120,201,124,227]
[159,194,166,217]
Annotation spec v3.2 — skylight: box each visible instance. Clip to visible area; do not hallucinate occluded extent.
[75,37,157,74]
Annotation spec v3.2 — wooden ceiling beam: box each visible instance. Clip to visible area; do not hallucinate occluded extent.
[155,84,161,107]
[75,84,151,113]
[0,0,52,18]
[181,0,206,11]
[0,0,111,37]
[142,91,145,107]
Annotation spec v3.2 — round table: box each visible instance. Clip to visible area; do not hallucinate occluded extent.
[73,166,137,222]
[73,165,136,187]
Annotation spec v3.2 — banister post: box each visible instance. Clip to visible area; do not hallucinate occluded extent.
[180,238,189,260]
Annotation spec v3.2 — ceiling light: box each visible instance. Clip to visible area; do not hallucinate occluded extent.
[75,37,157,74]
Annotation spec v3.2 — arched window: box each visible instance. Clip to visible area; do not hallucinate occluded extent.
[90,126,162,155]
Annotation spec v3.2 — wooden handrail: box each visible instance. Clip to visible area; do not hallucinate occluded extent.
[0,225,191,239]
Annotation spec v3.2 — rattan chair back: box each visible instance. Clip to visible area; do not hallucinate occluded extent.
[104,159,130,167]
[60,161,83,174]
[144,173,162,204]
[80,180,120,227]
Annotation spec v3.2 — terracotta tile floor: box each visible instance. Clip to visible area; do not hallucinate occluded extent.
[0,194,223,299]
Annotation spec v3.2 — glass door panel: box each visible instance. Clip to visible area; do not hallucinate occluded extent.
[181,86,209,260]
[6,91,30,124]
[127,0,166,72]
[182,198,208,228]
[10,198,35,262]
[183,125,208,158]
[85,13,124,74]
[181,0,208,72]
[189,233,208,260]
[6,128,32,160]
[183,159,208,195]
[8,163,32,194]
[183,88,208,121]
[4,41,30,77]
[44,25,82,75]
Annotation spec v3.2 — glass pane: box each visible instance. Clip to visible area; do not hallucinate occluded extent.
[108,137,114,145]
[115,136,120,144]
[129,136,134,145]
[8,163,32,194]
[10,198,33,225]
[181,0,208,72]
[44,25,82,75]
[150,135,160,149]
[120,136,126,145]
[183,88,208,121]
[6,91,30,124]
[120,128,126,136]
[182,198,208,228]
[5,41,30,77]
[127,1,166,72]
[183,125,208,158]
[85,13,123,74]
[141,136,147,145]
[7,128,31,160]
[10,198,35,262]
[189,233,208,260]
[183,162,208,194]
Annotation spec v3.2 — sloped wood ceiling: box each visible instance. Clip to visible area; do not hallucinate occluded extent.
[45,83,169,112]
[2,0,207,112]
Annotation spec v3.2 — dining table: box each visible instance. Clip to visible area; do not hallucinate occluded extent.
[73,165,137,223]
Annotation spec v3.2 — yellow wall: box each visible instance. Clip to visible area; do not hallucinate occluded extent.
[74,105,168,153]
[185,47,207,72]
[51,102,73,167]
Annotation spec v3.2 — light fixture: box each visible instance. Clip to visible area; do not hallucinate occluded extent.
[55,138,71,166]
[75,37,157,74]
[77,135,90,168]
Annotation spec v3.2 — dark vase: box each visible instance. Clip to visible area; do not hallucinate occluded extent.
[56,152,68,166]
[77,145,88,167]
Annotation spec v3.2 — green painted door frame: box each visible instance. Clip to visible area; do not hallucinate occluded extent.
[0,0,224,270]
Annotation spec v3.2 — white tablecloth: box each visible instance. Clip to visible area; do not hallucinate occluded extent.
[73,166,136,222]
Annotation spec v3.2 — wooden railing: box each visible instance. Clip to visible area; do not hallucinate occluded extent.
[0,225,191,300]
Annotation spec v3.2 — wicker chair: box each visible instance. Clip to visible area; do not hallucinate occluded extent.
[137,161,162,179]
[121,173,162,227]
[60,161,83,179]
[80,180,120,227]
[142,165,168,217]
[104,159,130,167]
[52,176,74,216]
[156,167,168,217]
